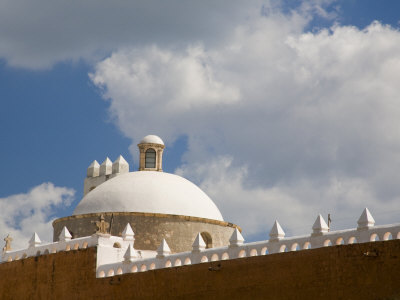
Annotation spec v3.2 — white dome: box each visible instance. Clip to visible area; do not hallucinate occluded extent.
[140,135,164,145]
[73,171,223,221]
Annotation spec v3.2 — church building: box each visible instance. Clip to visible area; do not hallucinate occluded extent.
[1,135,400,299]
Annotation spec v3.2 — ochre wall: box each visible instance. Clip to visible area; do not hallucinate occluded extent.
[1,240,400,299]
[53,212,239,253]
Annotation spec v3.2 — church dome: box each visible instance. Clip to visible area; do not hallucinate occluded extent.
[73,171,224,221]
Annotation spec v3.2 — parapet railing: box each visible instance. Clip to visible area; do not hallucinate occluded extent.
[96,221,400,277]
[2,218,135,264]
[1,235,97,262]
[2,208,399,279]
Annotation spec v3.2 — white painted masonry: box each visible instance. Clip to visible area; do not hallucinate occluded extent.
[75,171,224,221]
[2,209,399,279]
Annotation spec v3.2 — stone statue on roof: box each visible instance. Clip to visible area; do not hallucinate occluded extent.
[3,234,12,252]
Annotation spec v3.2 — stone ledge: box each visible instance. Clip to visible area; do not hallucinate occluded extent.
[53,212,241,231]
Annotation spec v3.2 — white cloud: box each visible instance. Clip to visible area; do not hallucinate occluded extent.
[90,6,400,240]
[176,157,304,237]
[0,0,262,69]
[90,45,240,144]
[176,157,400,240]
[0,0,343,69]
[0,183,75,251]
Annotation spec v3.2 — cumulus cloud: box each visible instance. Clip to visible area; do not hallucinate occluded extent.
[90,5,400,240]
[90,45,240,144]
[0,0,341,69]
[0,0,263,69]
[177,157,400,239]
[176,157,305,237]
[0,183,75,251]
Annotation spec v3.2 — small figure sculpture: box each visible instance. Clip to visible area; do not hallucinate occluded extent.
[94,214,110,234]
[3,234,12,252]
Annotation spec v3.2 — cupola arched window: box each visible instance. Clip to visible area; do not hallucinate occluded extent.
[145,148,156,168]
[137,135,165,171]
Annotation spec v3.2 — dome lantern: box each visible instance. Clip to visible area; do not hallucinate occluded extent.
[138,135,165,172]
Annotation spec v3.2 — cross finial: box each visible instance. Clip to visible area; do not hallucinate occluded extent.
[327,214,332,231]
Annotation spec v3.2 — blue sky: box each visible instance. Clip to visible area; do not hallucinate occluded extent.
[1,0,400,248]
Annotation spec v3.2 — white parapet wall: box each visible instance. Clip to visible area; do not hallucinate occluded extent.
[95,208,400,277]
[0,224,155,267]
[96,222,400,278]
[2,209,400,279]
[2,235,98,262]
[0,223,137,263]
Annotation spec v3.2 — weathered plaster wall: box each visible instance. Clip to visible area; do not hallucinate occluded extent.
[1,240,399,299]
[53,212,239,253]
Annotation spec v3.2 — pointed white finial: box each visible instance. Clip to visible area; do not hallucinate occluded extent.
[112,155,129,174]
[59,226,72,242]
[87,160,100,177]
[156,239,171,258]
[192,233,206,252]
[312,214,329,235]
[269,220,285,241]
[29,232,41,247]
[122,223,135,241]
[357,208,375,230]
[99,157,112,175]
[229,228,244,247]
[124,244,138,262]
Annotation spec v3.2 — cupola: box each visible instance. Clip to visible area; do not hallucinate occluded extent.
[138,135,165,171]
